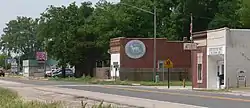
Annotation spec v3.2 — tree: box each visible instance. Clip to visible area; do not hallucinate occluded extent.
[162,0,245,40]
[208,0,243,29]
[0,16,42,60]
[165,0,222,39]
[38,2,94,77]
[0,54,7,68]
[239,0,250,28]
[0,54,11,69]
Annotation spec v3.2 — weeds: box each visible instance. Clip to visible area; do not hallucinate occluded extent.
[0,87,118,108]
[50,76,192,86]
[0,87,61,108]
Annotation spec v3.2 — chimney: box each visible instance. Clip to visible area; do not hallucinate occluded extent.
[183,37,188,42]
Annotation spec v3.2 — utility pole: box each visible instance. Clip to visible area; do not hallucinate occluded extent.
[153,4,157,82]
[190,13,194,89]
[119,2,157,82]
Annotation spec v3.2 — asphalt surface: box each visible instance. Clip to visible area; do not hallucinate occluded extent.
[2,77,250,108]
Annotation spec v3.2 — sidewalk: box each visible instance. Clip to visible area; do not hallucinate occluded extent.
[191,87,250,97]
[226,88,250,96]
[136,86,192,90]
[0,80,206,108]
[79,84,193,90]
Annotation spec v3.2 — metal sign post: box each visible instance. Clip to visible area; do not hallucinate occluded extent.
[164,59,173,89]
[115,68,117,81]
[168,68,170,89]
[162,67,165,82]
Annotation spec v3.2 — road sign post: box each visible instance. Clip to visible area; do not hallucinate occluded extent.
[163,66,165,81]
[183,42,197,90]
[168,68,170,88]
[164,59,173,89]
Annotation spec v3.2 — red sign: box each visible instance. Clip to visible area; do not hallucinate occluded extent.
[36,52,47,61]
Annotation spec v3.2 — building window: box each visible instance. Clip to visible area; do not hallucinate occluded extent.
[197,64,202,82]
[197,53,203,83]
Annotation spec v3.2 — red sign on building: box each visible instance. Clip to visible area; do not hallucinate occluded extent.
[36,52,47,61]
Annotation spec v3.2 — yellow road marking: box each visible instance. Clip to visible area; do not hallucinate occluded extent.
[102,86,250,103]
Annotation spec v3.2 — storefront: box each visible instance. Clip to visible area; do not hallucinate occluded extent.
[192,27,250,89]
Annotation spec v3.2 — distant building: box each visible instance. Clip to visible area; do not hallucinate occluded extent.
[22,59,58,77]
[109,37,191,81]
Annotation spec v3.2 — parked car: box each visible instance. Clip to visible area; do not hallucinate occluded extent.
[45,68,59,77]
[45,70,56,77]
[0,70,5,77]
[52,69,74,78]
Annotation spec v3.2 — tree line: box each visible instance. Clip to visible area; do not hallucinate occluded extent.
[0,0,249,77]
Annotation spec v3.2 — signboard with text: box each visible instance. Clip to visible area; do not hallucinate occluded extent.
[237,70,247,87]
[36,52,47,61]
[183,43,197,50]
[209,47,223,55]
[238,70,246,81]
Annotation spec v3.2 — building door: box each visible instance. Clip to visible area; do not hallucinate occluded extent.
[217,61,225,88]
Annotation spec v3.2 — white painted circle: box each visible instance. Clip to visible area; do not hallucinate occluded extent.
[125,40,146,59]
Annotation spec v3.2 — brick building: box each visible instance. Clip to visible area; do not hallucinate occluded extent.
[109,37,191,81]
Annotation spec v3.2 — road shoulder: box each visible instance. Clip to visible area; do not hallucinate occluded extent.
[0,79,206,108]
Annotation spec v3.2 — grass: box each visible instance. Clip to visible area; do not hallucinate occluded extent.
[0,87,118,108]
[49,76,192,86]
[0,87,61,108]
[229,87,250,90]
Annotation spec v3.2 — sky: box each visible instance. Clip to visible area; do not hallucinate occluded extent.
[0,0,120,35]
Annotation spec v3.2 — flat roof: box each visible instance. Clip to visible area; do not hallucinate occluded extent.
[111,37,168,40]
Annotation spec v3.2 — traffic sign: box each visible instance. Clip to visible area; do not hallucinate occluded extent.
[164,59,173,68]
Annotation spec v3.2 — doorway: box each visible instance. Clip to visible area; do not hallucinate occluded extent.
[217,61,225,88]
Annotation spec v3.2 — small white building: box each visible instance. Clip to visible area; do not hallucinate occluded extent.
[192,27,250,89]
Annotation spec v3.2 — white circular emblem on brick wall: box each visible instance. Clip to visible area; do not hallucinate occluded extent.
[125,40,146,59]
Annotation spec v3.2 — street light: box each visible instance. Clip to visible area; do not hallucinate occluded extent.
[119,2,157,82]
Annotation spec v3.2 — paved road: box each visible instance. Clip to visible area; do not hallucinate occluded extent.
[2,77,250,108]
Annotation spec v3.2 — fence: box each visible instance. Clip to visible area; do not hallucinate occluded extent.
[93,67,110,79]
[119,68,191,81]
